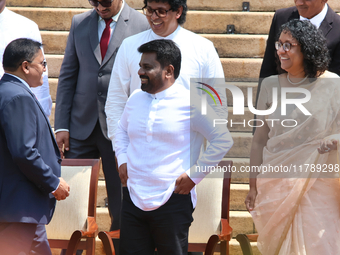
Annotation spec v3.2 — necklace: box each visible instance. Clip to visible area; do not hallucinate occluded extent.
[287,73,308,85]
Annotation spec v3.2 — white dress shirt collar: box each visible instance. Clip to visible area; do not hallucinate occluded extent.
[300,3,328,29]
[5,73,32,92]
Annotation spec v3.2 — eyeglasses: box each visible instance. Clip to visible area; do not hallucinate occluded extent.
[24,59,47,68]
[88,0,113,8]
[30,60,47,68]
[275,41,298,52]
[142,6,172,18]
[35,60,47,68]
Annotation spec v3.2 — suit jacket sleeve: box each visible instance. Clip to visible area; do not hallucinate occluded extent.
[2,94,60,193]
[54,16,80,130]
[259,11,279,80]
[329,42,340,75]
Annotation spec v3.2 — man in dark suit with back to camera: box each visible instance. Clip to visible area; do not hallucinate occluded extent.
[54,0,149,236]
[0,38,70,255]
[257,0,340,102]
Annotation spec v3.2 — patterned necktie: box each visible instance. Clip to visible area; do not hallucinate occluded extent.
[100,18,113,60]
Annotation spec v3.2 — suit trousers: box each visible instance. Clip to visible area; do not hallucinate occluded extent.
[0,222,51,255]
[64,121,121,231]
[120,187,194,255]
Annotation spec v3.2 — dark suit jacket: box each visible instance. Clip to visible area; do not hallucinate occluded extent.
[0,74,61,225]
[259,5,340,80]
[55,3,149,140]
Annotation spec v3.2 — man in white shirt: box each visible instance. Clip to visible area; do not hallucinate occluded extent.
[105,0,228,147]
[54,0,149,238]
[115,39,233,255]
[0,0,52,116]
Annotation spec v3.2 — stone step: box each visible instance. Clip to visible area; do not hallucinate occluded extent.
[44,54,261,80]
[49,79,258,106]
[40,31,267,58]
[226,82,257,107]
[96,207,255,238]
[227,133,252,158]
[230,238,260,255]
[230,184,249,211]
[9,7,274,34]
[229,158,251,184]
[7,0,340,12]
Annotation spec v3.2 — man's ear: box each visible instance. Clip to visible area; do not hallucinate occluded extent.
[165,65,174,79]
[175,6,183,20]
[21,61,30,74]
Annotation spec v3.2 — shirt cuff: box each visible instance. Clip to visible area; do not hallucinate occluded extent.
[51,179,61,194]
[185,165,208,185]
[117,153,128,168]
[55,129,69,133]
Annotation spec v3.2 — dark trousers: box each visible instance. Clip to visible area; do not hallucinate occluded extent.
[65,121,121,231]
[120,187,194,255]
[0,222,51,255]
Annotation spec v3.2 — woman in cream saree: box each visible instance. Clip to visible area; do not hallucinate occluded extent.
[245,20,340,254]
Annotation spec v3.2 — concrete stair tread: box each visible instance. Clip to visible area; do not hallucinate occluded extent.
[7,0,340,12]
[48,79,258,103]
[40,31,268,58]
[44,55,262,80]
[8,7,275,34]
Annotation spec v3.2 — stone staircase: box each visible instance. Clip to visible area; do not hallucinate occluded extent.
[6,0,340,254]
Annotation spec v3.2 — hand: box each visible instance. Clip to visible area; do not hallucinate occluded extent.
[118,163,128,187]
[55,131,70,158]
[52,177,70,201]
[245,188,257,212]
[318,139,337,154]
[174,173,195,194]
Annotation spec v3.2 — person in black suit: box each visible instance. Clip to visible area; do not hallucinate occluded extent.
[257,0,340,102]
[0,38,70,255]
[54,0,149,235]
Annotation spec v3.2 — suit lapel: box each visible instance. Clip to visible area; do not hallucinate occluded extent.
[89,10,102,65]
[101,4,130,67]
[319,7,333,37]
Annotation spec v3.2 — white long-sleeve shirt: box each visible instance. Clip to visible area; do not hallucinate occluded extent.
[0,7,52,116]
[115,82,233,211]
[106,25,227,148]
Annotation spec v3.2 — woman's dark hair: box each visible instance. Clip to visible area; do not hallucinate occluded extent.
[275,19,330,78]
[143,0,187,25]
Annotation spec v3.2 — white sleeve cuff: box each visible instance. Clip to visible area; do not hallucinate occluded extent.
[51,179,61,194]
[55,129,69,133]
[185,165,208,185]
[117,153,128,168]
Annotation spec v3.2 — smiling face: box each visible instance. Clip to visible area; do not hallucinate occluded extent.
[277,31,305,76]
[94,0,122,20]
[25,49,46,87]
[138,52,168,94]
[145,1,183,37]
[294,0,327,19]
